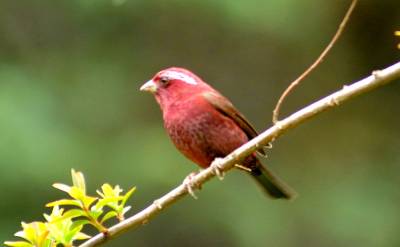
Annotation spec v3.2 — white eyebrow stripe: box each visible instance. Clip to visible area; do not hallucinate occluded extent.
[162,71,197,85]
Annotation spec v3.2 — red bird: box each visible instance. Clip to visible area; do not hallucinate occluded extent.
[140,67,296,199]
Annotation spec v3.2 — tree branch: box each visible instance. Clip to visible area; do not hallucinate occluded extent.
[272,0,358,123]
[80,61,400,247]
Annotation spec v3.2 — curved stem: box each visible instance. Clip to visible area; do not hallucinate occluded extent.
[272,0,358,123]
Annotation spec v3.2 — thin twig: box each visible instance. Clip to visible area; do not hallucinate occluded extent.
[272,0,358,123]
[80,61,400,247]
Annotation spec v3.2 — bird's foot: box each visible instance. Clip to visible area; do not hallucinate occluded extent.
[255,141,274,158]
[183,172,200,199]
[211,158,225,180]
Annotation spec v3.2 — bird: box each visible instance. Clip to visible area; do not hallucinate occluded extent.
[140,67,296,199]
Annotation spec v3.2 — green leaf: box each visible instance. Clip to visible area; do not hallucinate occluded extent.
[74,232,91,240]
[70,220,91,230]
[69,187,85,201]
[4,241,33,247]
[122,187,136,207]
[80,195,98,209]
[19,222,48,243]
[36,230,50,247]
[100,211,118,224]
[9,222,50,247]
[45,199,81,208]
[14,231,27,240]
[52,183,71,194]
[88,208,103,220]
[19,222,35,243]
[50,209,85,223]
[63,225,83,243]
[45,223,63,244]
[100,184,114,197]
[96,197,124,210]
[43,206,64,223]
[71,169,86,193]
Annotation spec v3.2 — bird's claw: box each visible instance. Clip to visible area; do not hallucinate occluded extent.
[234,164,252,173]
[256,141,274,157]
[211,158,225,180]
[265,142,273,149]
[183,172,199,199]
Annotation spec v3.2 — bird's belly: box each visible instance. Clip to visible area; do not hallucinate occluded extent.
[165,111,248,168]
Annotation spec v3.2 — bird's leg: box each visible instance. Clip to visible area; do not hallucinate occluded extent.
[183,172,200,199]
[210,158,225,180]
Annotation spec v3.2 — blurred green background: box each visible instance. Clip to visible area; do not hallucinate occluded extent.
[1,0,399,246]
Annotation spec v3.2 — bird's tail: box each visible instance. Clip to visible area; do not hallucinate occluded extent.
[250,159,297,200]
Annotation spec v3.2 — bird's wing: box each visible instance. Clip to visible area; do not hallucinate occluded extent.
[202,91,266,155]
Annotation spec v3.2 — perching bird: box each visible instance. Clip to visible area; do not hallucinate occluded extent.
[140,67,296,199]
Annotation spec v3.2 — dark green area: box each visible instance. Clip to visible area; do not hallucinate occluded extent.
[1,0,399,246]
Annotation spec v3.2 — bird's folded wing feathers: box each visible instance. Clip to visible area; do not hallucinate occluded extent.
[202,92,266,155]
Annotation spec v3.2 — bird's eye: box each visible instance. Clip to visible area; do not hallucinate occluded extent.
[160,77,170,85]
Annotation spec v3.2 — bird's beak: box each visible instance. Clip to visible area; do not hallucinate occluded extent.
[140,80,157,93]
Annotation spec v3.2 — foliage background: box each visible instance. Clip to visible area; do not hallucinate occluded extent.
[1,0,399,246]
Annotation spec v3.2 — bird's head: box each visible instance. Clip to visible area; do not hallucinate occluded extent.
[140,67,211,108]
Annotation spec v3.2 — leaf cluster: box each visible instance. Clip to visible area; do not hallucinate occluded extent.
[5,169,135,247]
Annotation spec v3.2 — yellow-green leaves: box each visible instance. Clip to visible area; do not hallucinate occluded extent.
[97,184,136,221]
[396,31,400,49]
[50,170,97,210]
[5,207,91,247]
[44,206,91,246]
[5,222,51,247]
[5,169,136,247]
[71,169,86,193]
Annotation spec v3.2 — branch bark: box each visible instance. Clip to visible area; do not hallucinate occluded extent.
[80,61,400,247]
